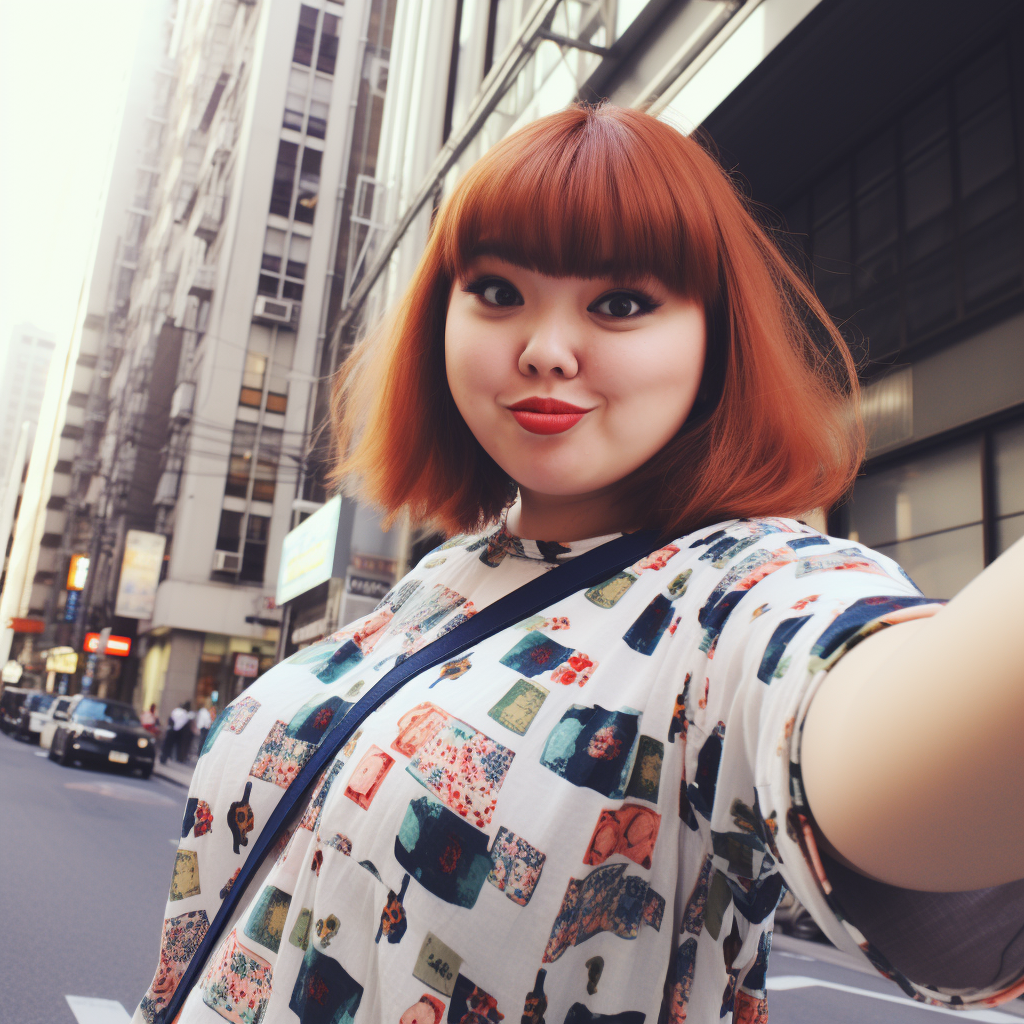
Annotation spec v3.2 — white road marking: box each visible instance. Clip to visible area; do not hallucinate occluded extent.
[64,780,177,805]
[775,950,816,961]
[767,977,1020,1020]
[35,750,49,757]
[169,838,179,845]
[65,995,131,1024]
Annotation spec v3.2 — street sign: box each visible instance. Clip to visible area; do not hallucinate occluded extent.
[66,554,90,591]
[83,632,132,657]
[233,652,260,678]
[9,617,44,633]
[45,648,78,674]
[345,573,391,601]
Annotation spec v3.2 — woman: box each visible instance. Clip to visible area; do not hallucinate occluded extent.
[137,105,1024,1023]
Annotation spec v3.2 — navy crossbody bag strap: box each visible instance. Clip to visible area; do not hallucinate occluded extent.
[163,529,659,1020]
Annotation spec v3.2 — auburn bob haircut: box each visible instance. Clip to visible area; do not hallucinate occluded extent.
[331,104,864,539]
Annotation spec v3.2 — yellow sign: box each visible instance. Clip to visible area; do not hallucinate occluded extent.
[66,554,90,591]
[45,647,79,674]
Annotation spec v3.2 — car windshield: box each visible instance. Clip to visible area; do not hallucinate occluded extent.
[72,698,141,726]
[28,693,56,712]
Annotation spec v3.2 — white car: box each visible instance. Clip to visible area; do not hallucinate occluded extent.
[15,691,59,743]
[38,696,75,751]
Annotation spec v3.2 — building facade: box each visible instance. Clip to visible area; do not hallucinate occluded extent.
[282,0,1024,662]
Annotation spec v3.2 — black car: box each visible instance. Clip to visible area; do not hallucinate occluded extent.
[0,686,32,734]
[49,696,156,778]
[15,690,58,742]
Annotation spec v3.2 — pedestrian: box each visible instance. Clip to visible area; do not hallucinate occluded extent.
[139,702,159,737]
[159,700,193,765]
[194,702,212,755]
[173,700,195,763]
[139,105,1024,1023]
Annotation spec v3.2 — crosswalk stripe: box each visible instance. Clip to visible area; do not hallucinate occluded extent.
[65,995,131,1024]
[767,977,1020,1020]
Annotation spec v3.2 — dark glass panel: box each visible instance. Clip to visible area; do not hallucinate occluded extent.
[216,510,243,552]
[282,280,305,301]
[258,274,279,296]
[905,248,956,338]
[854,177,897,291]
[269,140,298,217]
[317,13,340,75]
[958,97,1016,230]
[293,5,318,66]
[261,253,281,273]
[962,209,1023,311]
[855,129,895,196]
[857,287,902,360]
[902,89,947,160]
[812,211,852,308]
[955,46,1008,124]
[904,139,953,264]
[813,163,850,226]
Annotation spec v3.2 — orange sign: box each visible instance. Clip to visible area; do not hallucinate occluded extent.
[9,617,44,633]
[66,553,90,591]
[84,632,132,657]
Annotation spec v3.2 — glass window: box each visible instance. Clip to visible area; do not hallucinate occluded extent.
[812,211,852,310]
[287,234,310,279]
[252,427,282,502]
[270,140,299,217]
[283,68,309,131]
[308,77,331,139]
[293,5,318,66]
[216,509,244,552]
[994,420,1024,555]
[317,13,340,75]
[73,699,141,726]
[295,148,321,223]
[226,421,257,498]
[874,524,985,599]
[240,514,271,582]
[261,228,286,273]
[848,437,983,546]
[903,139,953,264]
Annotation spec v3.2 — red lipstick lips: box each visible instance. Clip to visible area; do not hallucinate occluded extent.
[508,397,592,435]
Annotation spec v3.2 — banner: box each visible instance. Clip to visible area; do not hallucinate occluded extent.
[115,530,167,619]
[275,496,344,605]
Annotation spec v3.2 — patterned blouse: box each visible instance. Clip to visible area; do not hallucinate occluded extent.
[135,517,1019,1024]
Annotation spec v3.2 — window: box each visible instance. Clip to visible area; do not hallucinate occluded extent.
[260,228,286,297]
[270,140,299,217]
[317,13,340,75]
[994,420,1024,553]
[284,68,309,131]
[784,42,1021,362]
[294,148,321,224]
[216,508,243,552]
[308,77,331,139]
[286,234,309,279]
[240,353,266,407]
[240,514,271,582]
[252,427,282,502]
[266,333,294,414]
[226,421,257,498]
[293,5,318,66]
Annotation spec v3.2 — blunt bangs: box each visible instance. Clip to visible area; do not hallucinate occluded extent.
[437,107,720,301]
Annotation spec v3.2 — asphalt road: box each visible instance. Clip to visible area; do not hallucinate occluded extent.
[3,729,1023,1024]
[0,729,185,1023]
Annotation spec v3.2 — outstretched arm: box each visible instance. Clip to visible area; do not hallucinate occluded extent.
[801,533,1024,892]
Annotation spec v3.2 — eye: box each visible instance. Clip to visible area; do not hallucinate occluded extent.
[589,290,660,319]
[464,276,523,307]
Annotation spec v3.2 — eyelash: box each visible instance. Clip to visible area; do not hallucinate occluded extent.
[463,276,662,319]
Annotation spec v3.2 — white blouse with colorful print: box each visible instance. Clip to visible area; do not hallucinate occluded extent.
[135,517,1018,1024]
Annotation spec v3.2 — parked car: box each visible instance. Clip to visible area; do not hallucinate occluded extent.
[14,691,58,743]
[49,696,156,778]
[38,695,75,750]
[0,686,33,734]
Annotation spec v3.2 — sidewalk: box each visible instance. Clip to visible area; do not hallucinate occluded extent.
[153,757,195,788]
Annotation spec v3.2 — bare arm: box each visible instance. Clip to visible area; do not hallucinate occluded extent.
[801,534,1024,892]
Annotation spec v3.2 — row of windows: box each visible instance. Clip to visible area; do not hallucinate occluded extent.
[783,42,1023,363]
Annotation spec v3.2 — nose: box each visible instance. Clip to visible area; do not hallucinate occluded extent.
[518,313,580,379]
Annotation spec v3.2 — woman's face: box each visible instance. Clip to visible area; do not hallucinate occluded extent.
[446,256,706,516]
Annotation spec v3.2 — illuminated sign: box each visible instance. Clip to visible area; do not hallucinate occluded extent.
[45,647,79,674]
[84,632,132,657]
[276,496,345,605]
[66,554,90,591]
[233,652,260,678]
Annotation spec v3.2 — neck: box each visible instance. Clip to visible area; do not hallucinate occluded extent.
[504,487,629,541]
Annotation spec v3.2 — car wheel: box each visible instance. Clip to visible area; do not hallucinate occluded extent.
[58,731,74,766]
[47,737,59,760]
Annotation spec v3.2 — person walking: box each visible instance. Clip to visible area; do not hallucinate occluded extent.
[159,700,193,764]
[140,703,159,738]
[194,702,212,756]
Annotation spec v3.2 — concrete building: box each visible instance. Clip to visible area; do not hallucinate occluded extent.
[55,0,396,718]
[0,325,56,488]
[282,0,1024,657]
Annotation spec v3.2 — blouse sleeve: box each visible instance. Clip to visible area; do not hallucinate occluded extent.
[699,529,1022,1009]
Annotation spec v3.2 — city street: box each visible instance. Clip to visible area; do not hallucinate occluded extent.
[4,729,1024,1024]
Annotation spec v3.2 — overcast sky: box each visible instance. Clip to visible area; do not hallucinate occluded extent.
[0,0,145,358]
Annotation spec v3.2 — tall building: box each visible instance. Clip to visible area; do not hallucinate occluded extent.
[279,0,1024,656]
[0,325,56,486]
[55,0,395,716]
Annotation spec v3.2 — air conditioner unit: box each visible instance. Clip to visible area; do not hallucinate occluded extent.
[169,381,195,421]
[212,550,242,572]
[253,295,294,324]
